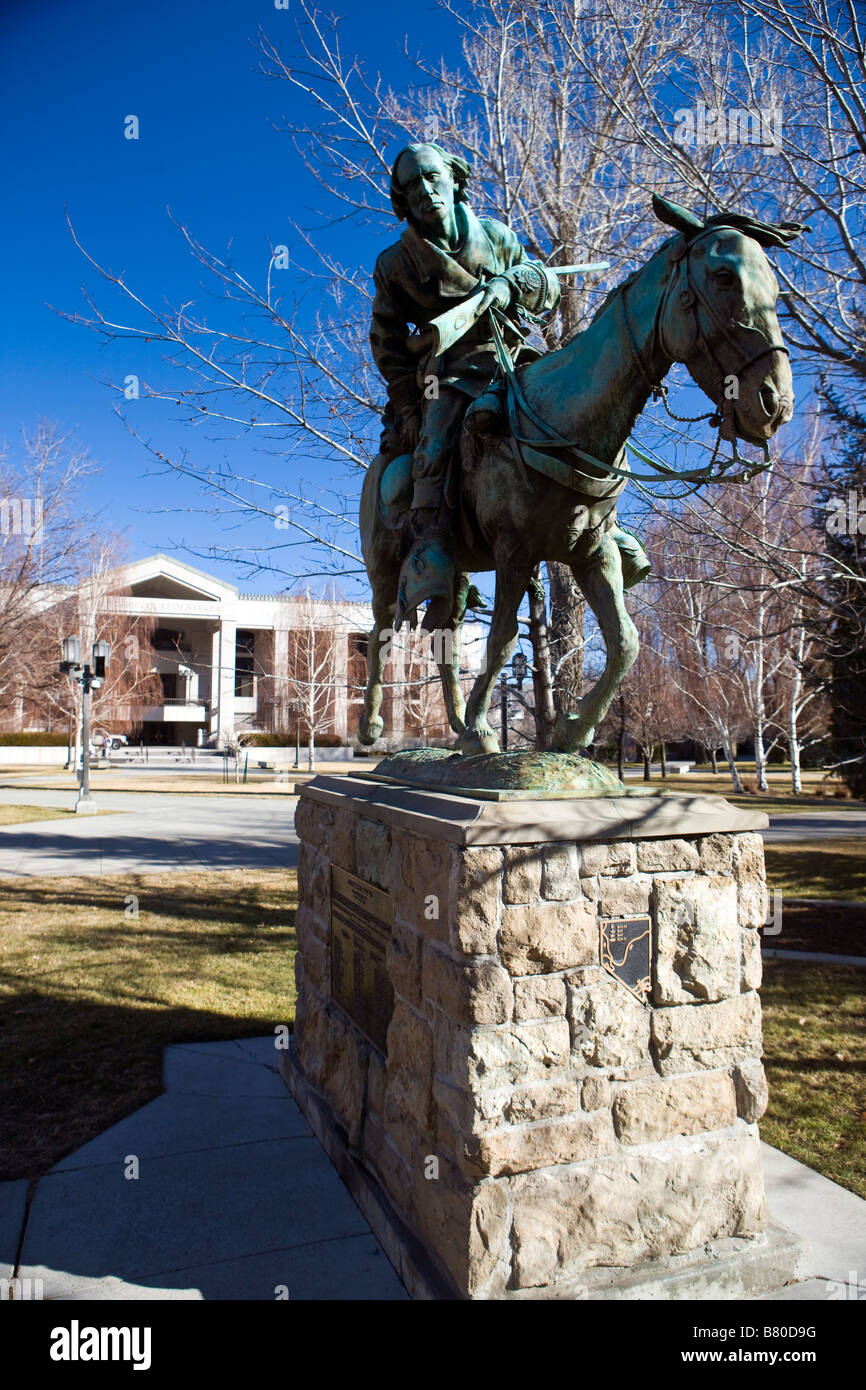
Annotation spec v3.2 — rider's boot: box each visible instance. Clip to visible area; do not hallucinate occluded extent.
[611,524,651,590]
[395,504,458,632]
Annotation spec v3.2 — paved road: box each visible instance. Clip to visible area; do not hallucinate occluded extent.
[0,784,863,879]
[763,810,866,843]
[0,791,299,877]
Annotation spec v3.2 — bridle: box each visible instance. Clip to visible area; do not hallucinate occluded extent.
[489,223,785,495]
[622,224,790,436]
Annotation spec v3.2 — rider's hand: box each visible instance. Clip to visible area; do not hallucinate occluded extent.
[475,275,513,320]
[400,409,421,452]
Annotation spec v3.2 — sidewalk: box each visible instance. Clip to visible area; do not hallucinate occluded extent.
[3,1037,864,1301]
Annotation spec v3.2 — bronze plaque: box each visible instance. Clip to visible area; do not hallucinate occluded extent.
[330,866,394,1054]
[599,914,652,1005]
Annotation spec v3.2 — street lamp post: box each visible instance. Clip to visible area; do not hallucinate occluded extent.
[500,651,528,753]
[61,636,110,815]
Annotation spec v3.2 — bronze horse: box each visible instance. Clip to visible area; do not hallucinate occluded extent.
[358,195,804,755]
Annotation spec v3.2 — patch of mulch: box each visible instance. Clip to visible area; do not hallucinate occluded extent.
[763,900,866,956]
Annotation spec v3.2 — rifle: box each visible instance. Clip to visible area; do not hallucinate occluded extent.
[428,262,610,356]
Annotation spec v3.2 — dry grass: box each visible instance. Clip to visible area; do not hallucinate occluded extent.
[761,958,866,1199]
[0,868,297,1180]
[764,838,866,902]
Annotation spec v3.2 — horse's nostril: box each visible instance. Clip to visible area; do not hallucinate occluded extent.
[759,384,779,418]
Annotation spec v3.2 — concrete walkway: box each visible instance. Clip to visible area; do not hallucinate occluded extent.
[6,1038,406,1301]
[0,793,300,877]
[2,1037,863,1301]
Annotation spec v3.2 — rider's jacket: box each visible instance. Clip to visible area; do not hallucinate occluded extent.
[370,202,560,420]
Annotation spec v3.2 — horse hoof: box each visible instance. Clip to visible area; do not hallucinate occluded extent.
[457,728,500,756]
[357,716,384,746]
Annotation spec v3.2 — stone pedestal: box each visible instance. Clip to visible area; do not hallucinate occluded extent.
[283,776,809,1299]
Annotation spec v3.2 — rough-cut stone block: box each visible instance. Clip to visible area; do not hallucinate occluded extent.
[651,992,762,1075]
[581,1075,611,1111]
[541,844,581,901]
[512,974,567,1020]
[698,833,734,874]
[732,1060,768,1122]
[733,833,765,884]
[433,1076,511,1134]
[500,901,596,975]
[506,1080,580,1124]
[355,817,391,890]
[653,875,739,1003]
[741,928,762,992]
[502,846,542,904]
[451,847,501,954]
[293,798,334,856]
[422,946,513,1025]
[331,806,357,872]
[298,840,330,919]
[612,1072,737,1145]
[451,1018,572,1092]
[511,1125,766,1288]
[387,919,423,1007]
[412,1160,510,1296]
[384,1001,434,1150]
[461,1109,617,1177]
[295,991,366,1146]
[569,972,651,1071]
[294,905,330,995]
[391,831,452,941]
[597,874,652,917]
[739,880,769,929]
[363,1113,414,1219]
[580,841,636,877]
[637,838,701,873]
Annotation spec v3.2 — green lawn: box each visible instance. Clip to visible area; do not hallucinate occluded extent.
[0,868,297,1180]
[761,958,866,1199]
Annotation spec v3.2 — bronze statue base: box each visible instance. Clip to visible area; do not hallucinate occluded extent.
[364,746,635,800]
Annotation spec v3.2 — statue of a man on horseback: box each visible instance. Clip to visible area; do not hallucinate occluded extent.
[370,142,561,630]
[360,147,807,777]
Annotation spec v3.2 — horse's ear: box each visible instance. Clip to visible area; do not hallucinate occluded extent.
[652,193,704,238]
[703,210,812,249]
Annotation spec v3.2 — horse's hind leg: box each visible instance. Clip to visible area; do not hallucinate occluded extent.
[358,578,397,746]
[553,533,638,753]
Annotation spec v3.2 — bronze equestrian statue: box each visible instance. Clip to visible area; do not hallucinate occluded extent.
[359,143,806,761]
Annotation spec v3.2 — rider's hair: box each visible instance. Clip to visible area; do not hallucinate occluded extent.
[389,143,472,221]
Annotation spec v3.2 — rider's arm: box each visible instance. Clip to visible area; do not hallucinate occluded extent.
[370,269,422,420]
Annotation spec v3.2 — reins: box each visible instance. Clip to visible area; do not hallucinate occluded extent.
[489,225,785,497]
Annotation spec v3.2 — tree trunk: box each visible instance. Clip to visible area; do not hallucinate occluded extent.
[308,728,316,772]
[548,562,584,721]
[660,740,667,778]
[722,736,743,793]
[528,566,555,750]
[710,746,718,774]
[642,747,651,781]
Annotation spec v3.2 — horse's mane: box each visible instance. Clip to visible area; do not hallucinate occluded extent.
[559,235,678,348]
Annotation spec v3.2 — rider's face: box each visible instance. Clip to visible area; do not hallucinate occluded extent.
[397,149,456,233]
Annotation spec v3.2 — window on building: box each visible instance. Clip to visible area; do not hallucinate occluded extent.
[235,630,256,698]
[160,673,177,701]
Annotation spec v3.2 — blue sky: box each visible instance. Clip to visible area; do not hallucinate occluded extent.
[0,0,457,592]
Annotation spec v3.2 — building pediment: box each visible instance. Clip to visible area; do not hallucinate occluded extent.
[112,555,238,604]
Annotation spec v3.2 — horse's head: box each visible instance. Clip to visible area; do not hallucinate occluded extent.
[652,195,808,446]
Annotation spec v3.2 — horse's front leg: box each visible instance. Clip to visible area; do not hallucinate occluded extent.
[457,562,531,756]
[553,533,638,753]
